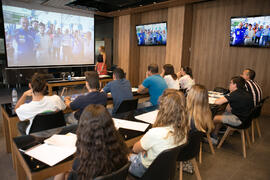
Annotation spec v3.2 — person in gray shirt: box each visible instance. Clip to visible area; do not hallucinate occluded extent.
[102,68,133,114]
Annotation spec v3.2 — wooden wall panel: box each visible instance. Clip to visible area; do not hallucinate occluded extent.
[165,6,185,72]
[117,15,131,75]
[138,9,168,83]
[113,17,119,66]
[190,0,270,114]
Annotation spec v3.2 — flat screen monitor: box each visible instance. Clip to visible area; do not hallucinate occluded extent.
[136,22,167,46]
[230,15,270,48]
[2,5,94,67]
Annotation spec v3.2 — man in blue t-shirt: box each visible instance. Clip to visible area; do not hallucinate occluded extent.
[102,68,133,114]
[137,64,168,109]
[65,71,107,121]
[14,17,35,62]
[137,30,146,45]
[233,22,245,46]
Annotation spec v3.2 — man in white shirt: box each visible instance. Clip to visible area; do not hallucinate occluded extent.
[15,73,66,135]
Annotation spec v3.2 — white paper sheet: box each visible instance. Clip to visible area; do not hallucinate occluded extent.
[99,75,111,78]
[25,144,76,166]
[208,97,217,104]
[132,88,138,92]
[44,133,77,148]
[135,110,159,124]
[113,118,150,132]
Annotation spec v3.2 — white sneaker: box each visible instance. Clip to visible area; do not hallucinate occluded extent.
[210,137,218,145]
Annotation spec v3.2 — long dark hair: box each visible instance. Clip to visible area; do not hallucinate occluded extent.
[76,104,129,180]
[163,64,177,80]
[182,66,193,79]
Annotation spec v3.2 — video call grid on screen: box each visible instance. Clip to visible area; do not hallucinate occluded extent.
[136,22,167,46]
[230,15,270,48]
[2,5,95,67]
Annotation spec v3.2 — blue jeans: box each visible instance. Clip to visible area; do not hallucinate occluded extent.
[129,153,148,178]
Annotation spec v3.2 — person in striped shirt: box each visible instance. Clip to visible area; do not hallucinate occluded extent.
[241,68,263,106]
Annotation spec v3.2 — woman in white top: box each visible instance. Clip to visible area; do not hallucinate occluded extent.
[161,64,180,90]
[129,89,188,178]
[178,66,195,91]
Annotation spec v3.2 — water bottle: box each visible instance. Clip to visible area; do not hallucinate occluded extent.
[12,88,18,108]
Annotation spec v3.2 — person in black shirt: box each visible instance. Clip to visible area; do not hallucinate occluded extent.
[65,71,107,121]
[211,76,253,144]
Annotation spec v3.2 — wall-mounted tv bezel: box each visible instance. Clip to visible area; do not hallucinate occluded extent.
[136,21,167,46]
[230,15,270,48]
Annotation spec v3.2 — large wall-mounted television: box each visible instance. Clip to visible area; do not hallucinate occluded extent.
[136,22,167,46]
[2,5,94,68]
[230,15,270,48]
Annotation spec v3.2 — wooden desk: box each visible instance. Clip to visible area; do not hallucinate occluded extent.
[1,104,20,168]
[12,125,146,180]
[47,78,112,96]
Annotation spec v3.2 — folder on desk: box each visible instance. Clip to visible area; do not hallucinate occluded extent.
[113,118,150,132]
[25,133,77,166]
[134,110,159,124]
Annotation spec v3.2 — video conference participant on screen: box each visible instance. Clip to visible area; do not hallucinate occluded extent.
[233,22,245,46]
[14,17,35,63]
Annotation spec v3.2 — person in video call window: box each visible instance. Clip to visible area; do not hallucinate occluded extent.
[244,24,255,45]
[52,28,62,60]
[137,29,146,45]
[262,25,270,46]
[255,25,263,45]
[35,22,50,62]
[83,31,94,60]
[233,22,245,46]
[62,29,73,62]
[14,17,35,62]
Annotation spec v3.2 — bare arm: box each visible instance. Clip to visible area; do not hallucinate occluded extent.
[137,84,148,94]
[15,90,32,110]
[132,141,145,154]
[64,97,72,108]
[214,96,228,105]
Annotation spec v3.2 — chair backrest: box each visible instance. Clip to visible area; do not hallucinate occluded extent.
[213,87,230,94]
[29,110,66,134]
[94,162,130,180]
[140,146,180,180]
[115,98,138,114]
[177,131,203,162]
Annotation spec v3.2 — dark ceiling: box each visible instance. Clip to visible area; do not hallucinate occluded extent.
[66,0,169,13]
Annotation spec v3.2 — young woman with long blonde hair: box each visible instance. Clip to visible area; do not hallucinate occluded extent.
[129,89,189,178]
[186,84,214,133]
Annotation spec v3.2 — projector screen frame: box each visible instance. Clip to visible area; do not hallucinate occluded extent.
[230,14,270,49]
[1,3,96,69]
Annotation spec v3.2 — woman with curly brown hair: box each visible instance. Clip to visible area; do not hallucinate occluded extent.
[129,89,189,178]
[55,104,129,180]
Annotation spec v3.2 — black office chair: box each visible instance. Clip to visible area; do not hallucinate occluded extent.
[114,98,138,119]
[217,106,257,158]
[251,96,269,143]
[29,110,66,134]
[178,131,203,180]
[94,162,131,180]
[129,146,180,180]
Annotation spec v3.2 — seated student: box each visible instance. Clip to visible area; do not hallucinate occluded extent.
[137,64,168,109]
[187,84,214,133]
[212,76,253,144]
[161,64,180,90]
[129,89,188,178]
[65,71,107,121]
[54,104,129,180]
[15,73,66,135]
[102,68,133,114]
[241,68,263,106]
[177,66,195,92]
